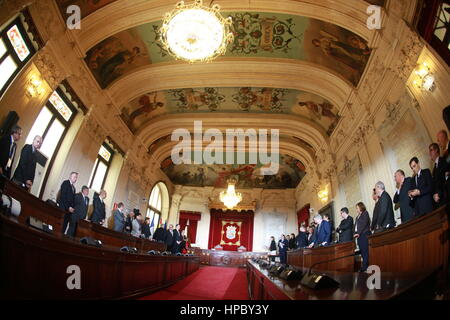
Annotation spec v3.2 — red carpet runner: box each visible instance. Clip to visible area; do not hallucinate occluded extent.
[140,266,249,300]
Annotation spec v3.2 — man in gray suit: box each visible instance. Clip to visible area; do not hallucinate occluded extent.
[114,202,126,232]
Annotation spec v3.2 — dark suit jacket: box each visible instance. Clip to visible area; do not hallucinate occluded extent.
[371,191,396,231]
[337,216,354,242]
[355,211,371,236]
[73,193,89,220]
[278,239,288,252]
[153,227,166,242]
[393,177,415,223]
[165,229,175,248]
[313,220,331,246]
[288,238,296,249]
[142,224,151,238]
[295,232,309,248]
[90,193,106,223]
[432,157,447,207]
[12,144,37,184]
[0,135,16,178]
[411,169,434,217]
[58,180,76,212]
[269,240,277,251]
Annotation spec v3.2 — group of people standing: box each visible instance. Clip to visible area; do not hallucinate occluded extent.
[269,124,450,271]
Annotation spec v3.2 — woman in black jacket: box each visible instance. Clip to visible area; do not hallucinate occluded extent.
[355,202,372,272]
[269,236,277,262]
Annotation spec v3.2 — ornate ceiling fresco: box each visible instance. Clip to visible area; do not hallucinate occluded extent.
[84,11,372,88]
[160,154,306,189]
[121,87,340,135]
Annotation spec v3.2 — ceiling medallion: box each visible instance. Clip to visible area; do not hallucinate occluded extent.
[159,0,234,63]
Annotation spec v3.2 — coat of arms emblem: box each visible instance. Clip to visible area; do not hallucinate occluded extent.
[226,225,237,240]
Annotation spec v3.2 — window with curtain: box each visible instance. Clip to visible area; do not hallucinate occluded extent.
[88,143,114,192]
[25,87,77,198]
[0,15,37,96]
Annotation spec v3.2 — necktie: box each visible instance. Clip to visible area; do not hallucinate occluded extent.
[10,142,16,158]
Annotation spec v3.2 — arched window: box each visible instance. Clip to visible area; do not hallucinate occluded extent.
[146,182,169,231]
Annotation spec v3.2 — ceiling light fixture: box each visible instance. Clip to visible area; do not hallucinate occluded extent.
[159,0,234,63]
[220,178,242,210]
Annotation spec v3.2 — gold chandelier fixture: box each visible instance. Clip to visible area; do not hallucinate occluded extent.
[159,0,234,63]
[220,178,242,210]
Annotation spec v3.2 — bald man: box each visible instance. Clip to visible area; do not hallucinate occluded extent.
[13,135,42,191]
[437,130,450,160]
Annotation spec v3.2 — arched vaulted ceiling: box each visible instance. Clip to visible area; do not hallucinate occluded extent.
[55,0,386,188]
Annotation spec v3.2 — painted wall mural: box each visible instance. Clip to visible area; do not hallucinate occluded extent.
[160,154,306,189]
[56,0,118,19]
[120,87,340,135]
[85,12,372,88]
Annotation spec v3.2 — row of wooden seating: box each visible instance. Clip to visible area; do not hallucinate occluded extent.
[199,249,268,267]
[287,205,448,291]
[0,212,199,299]
[1,178,165,252]
[0,177,200,299]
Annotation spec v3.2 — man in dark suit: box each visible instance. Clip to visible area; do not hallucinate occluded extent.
[58,172,78,234]
[0,125,22,179]
[66,186,89,237]
[371,181,396,233]
[409,157,434,217]
[370,188,380,233]
[12,135,42,191]
[164,224,175,252]
[336,207,354,242]
[295,225,309,248]
[142,218,151,239]
[429,143,447,208]
[436,130,449,160]
[173,224,183,253]
[393,170,415,223]
[90,190,107,225]
[308,214,331,248]
[153,225,166,242]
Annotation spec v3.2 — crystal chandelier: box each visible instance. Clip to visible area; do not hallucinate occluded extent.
[159,0,234,63]
[220,178,242,209]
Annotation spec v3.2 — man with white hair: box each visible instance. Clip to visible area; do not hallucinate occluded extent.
[308,214,331,248]
[13,135,42,191]
[371,181,396,233]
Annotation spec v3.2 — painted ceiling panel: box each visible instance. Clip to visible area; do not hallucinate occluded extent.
[160,154,306,189]
[120,87,340,136]
[85,11,372,88]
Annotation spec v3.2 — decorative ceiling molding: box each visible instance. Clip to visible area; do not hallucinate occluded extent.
[77,0,375,53]
[107,59,352,110]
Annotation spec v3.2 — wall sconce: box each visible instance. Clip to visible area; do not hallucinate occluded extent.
[413,62,436,92]
[26,75,44,98]
[318,188,329,203]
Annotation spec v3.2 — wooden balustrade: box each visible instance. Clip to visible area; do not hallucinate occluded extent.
[287,241,355,272]
[199,249,267,268]
[369,205,449,287]
[0,178,166,252]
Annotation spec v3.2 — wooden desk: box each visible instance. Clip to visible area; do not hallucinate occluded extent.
[369,205,449,287]
[247,260,438,300]
[200,249,268,268]
[287,241,355,272]
[0,213,199,299]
